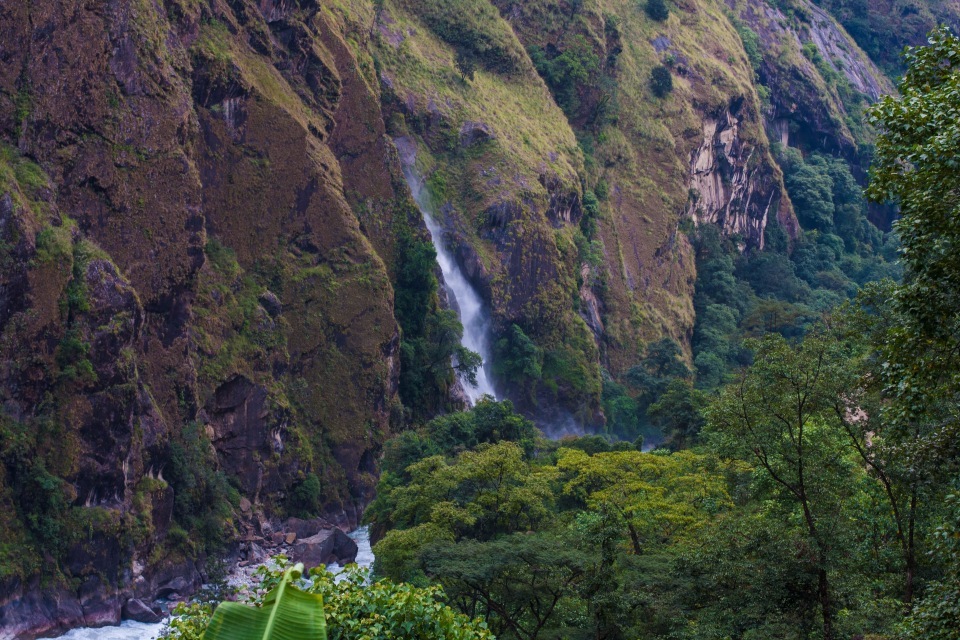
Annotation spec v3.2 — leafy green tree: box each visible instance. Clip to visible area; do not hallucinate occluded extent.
[371,442,557,583]
[901,493,960,639]
[455,49,477,81]
[738,251,810,302]
[671,509,825,638]
[865,28,960,615]
[493,324,543,402]
[646,379,707,449]
[557,448,733,556]
[427,398,538,457]
[867,26,960,436]
[707,332,862,640]
[287,473,322,518]
[424,532,589,640]
[601,371,640,440]
[847,282,951,606]
[529,36,601,117]
[400,309,481,419]
[779,147,836,232]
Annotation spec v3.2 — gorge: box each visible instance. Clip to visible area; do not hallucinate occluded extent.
[1,0,959,638]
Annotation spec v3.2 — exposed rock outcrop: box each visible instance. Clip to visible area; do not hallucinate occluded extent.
[290,529,359,569]
[687,104,788,250]
[732,0,894,160]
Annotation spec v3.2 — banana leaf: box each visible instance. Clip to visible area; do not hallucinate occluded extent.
[202,563,327,640]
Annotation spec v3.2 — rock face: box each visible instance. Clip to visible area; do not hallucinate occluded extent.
[0,1,402,637]
[687,105,789,250]
[732,0,894,160]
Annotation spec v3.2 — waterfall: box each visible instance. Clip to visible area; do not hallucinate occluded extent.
[395,138,498,404]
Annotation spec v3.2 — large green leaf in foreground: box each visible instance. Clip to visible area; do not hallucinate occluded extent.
[202,564,327,640]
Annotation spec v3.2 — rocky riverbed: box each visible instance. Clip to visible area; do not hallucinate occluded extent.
[4,521,368,640]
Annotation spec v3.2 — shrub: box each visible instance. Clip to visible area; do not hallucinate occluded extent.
[162,560,494,640]
[650,65,673,98]
[287,473,322,518]
[645,0,669,22]
[529,36,601,117]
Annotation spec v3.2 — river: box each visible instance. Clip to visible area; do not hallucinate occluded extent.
[50,527,374,640]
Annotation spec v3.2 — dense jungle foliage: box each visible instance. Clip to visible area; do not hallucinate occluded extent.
[11,0,960,637]
[160,18,958,640]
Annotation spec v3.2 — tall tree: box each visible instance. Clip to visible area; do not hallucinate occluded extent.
[867,25,960,631]
[867,26,960,441]
[706,332,860,640]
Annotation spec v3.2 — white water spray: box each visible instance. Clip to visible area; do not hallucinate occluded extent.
[396,138,498,404]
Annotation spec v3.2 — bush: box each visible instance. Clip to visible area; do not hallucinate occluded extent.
[162,560,494,640]
[650,65,673,98]
[529,36,601,117]
[645,0,669,22]
[166,423,235,554]
[493,324,543,400]
[287,473,322,518]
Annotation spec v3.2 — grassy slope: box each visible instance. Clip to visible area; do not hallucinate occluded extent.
[461,0,787,374]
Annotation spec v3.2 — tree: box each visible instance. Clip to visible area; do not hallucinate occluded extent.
[455,49,477,81]
[372,442,556,563]
[645,0,669,22]
[901,493,960,639]
[646,379,707,449]
[650,65,673,98]
[400,309,481,418]
[867,26,960,446]
[556,448,733,556]
[529,35,601,117]
[424,532,588,640]
[706,332,861,640]
[865,27,960,618]
[493,324,543,402]
[784,158,836,232]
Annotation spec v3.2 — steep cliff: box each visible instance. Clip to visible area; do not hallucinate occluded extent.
[0,1,404,635]
[729,0,886,160]
[420,0,797,377]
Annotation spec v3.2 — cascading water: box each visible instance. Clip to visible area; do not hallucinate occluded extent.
[396,139,498,404]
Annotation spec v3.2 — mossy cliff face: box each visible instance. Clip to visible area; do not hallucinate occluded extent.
[0,1,403,635]
[728,0,892,159]
[341,0,604,424]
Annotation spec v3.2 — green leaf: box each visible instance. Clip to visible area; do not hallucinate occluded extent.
[202,564,327,640]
